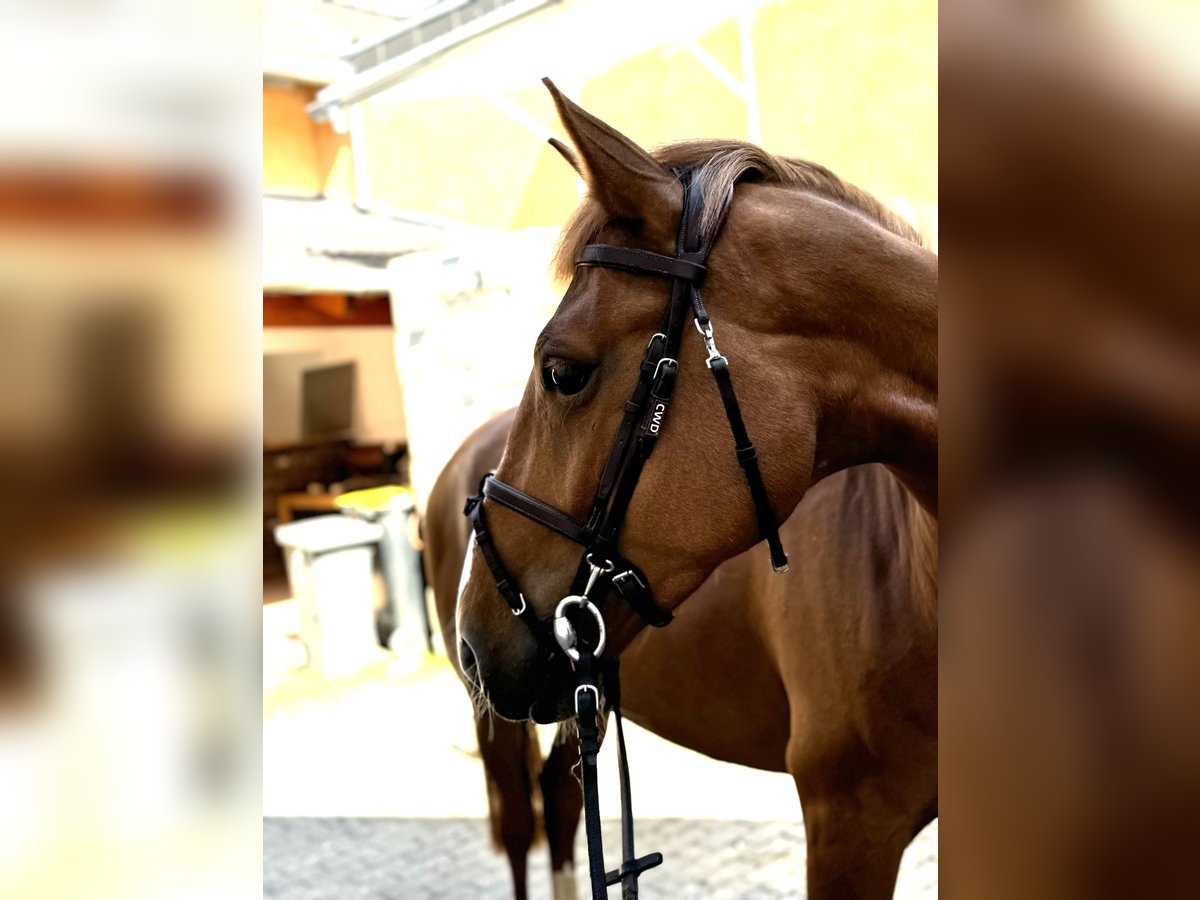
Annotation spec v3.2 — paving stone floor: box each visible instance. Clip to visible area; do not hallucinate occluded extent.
[264,816,938,900]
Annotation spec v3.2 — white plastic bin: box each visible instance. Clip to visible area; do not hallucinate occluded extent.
[336,486,429,663]
[274,515,383,677]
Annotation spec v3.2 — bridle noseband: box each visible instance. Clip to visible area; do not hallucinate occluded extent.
[462,166,788,899]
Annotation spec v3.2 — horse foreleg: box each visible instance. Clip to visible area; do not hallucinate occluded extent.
[799,790,911,900]
[540,729,583,900]
[477,717,539,900]
[790,738,922,900]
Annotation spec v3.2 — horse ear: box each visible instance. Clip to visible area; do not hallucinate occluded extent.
[547,137,582,176]
[542,78,680,237]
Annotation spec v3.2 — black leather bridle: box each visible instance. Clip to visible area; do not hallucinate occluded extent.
[463,167,788,898]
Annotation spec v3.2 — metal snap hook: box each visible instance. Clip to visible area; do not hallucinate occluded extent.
[585,554,614,573]
[693,316,725,366]
[581,554,613,599]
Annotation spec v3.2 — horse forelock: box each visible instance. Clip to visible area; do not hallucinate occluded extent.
[551,139,924,282]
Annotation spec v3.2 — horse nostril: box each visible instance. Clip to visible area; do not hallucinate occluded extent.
[458,638,477,675]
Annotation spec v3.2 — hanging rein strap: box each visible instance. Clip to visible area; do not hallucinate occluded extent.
[573,653,609,900]
[605,661,661,898]
[576,655,662,900]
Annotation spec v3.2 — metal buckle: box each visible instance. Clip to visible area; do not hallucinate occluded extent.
[511,593,527,616]
[693,318,725,367]
[611,568,646,593]
[652,356,677,380]
[645,331,666,349]
[574,683,601,716]
[554,595,607,661]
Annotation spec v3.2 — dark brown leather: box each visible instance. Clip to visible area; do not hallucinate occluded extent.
[577,244,707,285]
[483,475,591,545]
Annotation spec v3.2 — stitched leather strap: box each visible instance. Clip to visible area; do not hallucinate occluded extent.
[574,659,664,900]
[574,655,608,900]
[483,475,591,546]
[586,334,667,531]
[605,665,663,894]
[708,357,789,572]
[465,492,553,638]
[578,244,707,285]
[611,562,673,628]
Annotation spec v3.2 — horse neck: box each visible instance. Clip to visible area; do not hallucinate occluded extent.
[735,189,939,517]
[811,312,939,517]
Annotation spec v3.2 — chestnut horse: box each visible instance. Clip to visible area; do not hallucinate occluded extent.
[431,410,815,898]
[453,82,937,898]
[429,410,936,898]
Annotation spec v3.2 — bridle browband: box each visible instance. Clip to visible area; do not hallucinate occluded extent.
[463,166,788,899]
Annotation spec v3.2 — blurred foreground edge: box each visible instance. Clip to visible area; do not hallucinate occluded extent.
[940,2,1200,898]
[0,2,258,896]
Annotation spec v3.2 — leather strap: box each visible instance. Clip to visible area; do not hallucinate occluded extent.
[605,666,663,897]
[483,475,591,545]
[586,334,667,531]
[593,357,678,552]
[574,655,608,900]
[464,491,558,652]
[611,563,672,628]
[574,658,664,900]
[578,245,706,285]
[708,357,789,572]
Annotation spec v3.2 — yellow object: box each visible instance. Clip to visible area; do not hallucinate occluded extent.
[336,485,414,513]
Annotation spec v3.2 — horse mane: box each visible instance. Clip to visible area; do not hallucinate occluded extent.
[552,139,923,281]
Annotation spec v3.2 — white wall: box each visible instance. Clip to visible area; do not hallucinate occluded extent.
[388,228,560,507]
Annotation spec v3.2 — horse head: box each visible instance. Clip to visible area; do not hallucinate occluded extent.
[457,79,936,722]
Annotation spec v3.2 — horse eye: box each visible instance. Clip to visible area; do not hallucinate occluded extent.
[541,359,595,396]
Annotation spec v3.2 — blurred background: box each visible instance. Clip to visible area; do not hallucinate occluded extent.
[259,0,936,898]
[0,2,259,899]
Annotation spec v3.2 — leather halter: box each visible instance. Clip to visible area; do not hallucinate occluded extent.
[462,167,788,898]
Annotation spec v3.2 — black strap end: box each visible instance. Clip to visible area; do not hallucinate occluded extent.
[605,852,665,886]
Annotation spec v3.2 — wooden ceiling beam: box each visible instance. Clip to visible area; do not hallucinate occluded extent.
[263,292,392,327]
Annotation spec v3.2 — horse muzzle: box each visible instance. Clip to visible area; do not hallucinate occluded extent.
[489,655,578,724]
